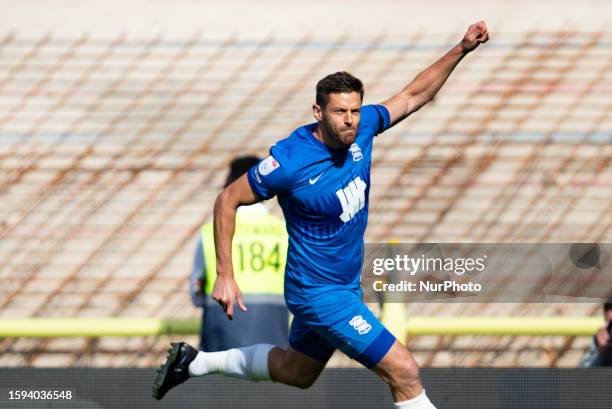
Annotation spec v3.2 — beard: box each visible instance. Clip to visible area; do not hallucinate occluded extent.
[322,116,356,147]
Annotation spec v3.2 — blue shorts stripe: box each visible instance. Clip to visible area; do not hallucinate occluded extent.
[355,327,396,369]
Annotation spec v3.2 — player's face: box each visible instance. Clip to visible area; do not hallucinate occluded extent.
[316,92,362,147]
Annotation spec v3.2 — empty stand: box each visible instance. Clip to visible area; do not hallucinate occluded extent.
[0,30,610,367]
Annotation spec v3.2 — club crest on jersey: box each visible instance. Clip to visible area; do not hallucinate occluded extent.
[349,315,372,335]
[258,156,280,176]
[349,143,363,162]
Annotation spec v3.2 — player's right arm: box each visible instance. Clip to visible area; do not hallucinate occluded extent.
[212,173,260,320]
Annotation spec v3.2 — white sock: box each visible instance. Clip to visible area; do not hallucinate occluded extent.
[394,389,437,408]
[188,344,274,381]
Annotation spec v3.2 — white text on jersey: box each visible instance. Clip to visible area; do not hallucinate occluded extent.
[336,176,367,222]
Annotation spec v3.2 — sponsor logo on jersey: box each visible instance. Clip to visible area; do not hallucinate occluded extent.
[258,156,280,176]
[349,143,363,162]
[336,176,367,222]
[349,315,372,335]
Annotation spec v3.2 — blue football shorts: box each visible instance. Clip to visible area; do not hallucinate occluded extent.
[285,284,396,369]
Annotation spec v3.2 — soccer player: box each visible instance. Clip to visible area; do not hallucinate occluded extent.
[154,21,489,408]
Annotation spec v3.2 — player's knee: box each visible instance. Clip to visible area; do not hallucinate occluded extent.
[389,357,421,389]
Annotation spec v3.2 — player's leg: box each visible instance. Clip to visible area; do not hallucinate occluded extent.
[187,343,275,380]
[372,340,436,408]
[187,345,327,389]
[153,341,280,400]
[268,315,334,388]
[188,316,331,387]
[295,288,437,408]
[153,318,332,400]
[268,345,327,389]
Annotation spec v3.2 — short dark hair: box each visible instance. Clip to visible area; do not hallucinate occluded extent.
[605,303,612,312]
[316,71,364,108]
[225,155,261,187]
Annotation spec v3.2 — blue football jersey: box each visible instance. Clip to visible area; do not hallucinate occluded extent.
[247,104,390,290]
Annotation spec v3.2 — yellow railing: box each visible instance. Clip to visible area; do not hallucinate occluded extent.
[380,304,602,338]
[0,314,602,338]
[0,318,198,338]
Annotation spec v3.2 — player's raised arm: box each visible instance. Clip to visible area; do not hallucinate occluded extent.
[381,21,489,126]
[212,173,260,319]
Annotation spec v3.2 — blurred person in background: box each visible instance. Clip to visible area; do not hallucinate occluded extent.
[189,155,289,352]
[580,302,612,367]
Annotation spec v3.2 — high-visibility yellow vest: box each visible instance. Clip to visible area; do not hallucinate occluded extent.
[201,213,287,296]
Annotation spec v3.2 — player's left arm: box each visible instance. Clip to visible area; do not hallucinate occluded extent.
[381,21,489,126]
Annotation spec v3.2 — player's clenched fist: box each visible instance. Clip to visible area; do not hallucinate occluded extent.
[461,21,489,52]
[211,274,247,320]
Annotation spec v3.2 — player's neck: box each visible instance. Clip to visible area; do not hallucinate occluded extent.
[313,123,344,150]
